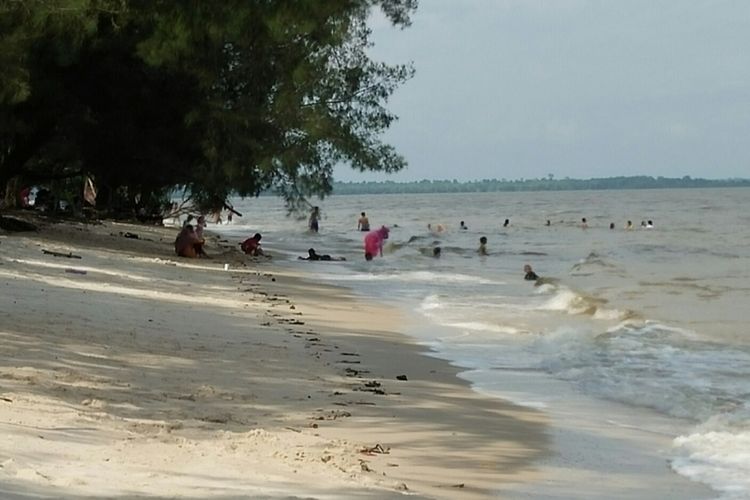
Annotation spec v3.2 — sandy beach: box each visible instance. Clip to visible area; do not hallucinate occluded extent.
[0,216,549,499]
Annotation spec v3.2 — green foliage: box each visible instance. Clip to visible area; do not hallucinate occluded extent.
[331,176,750,195]
[0,0,415,215]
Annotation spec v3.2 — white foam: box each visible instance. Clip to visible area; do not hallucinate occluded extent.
[419,294,443,311]
[326,270,500,285]
[537,288,592,315]
[446,321,522,335]
[672,429,750,499]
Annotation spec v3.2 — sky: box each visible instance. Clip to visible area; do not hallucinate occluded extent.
[334,0,750,182]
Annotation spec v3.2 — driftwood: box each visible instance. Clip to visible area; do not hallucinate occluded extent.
[42,249,82,259]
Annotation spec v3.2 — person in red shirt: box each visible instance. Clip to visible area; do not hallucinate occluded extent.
[240,233,264,256]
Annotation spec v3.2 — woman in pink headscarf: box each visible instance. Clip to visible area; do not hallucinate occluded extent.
[364,226,389,261]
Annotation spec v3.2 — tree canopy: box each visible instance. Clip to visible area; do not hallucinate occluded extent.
[0,0,416,215]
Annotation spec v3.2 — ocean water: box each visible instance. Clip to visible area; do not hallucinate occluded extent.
[215,188,750,497]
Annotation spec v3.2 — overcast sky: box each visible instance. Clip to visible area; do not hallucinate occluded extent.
[335,0,750,182]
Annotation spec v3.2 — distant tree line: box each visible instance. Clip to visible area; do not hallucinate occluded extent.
[0,1,416,217]
[331,176,750,195]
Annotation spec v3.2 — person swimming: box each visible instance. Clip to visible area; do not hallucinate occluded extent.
[433,247,441,258]
[460,221,468,230]
[503,219,510,228]
[298,248,345,261]
[523,264,539,281]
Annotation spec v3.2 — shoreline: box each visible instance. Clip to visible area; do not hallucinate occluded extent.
[0,217,549,498]
[264,227,716,499]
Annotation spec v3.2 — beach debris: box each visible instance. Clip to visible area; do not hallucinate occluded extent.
[42,249,81,259]
[356,382,386,395]
[312,410,351,421]
[285,426,302,433]
[340,352,359,357]
[359,460,373,472]
[360,444,390,455]
[199,415,230,424]
[65,268,87,275]
[0,396,12,403]
[120,231,140,239]
[396,375,408,381]
[396,483,409,491]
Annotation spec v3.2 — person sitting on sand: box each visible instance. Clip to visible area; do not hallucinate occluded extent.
[298,248,346,261]
[524,264,539,281]
[175,224,206,258]
[364,226,389,261]
[478,236,488,256]
[240,233,264,256]
[358,212,370,232]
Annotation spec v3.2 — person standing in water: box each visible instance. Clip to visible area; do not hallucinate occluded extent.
[358,212,370,232]
[309,206,320,232]
[364,226,390,261]
[478,236,488,256]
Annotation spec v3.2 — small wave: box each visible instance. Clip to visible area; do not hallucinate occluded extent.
[537,287,619,316]
[419,294,443,311]
[327,270,501,285]
[672,428,750,499]
[446,322,522,335]
[571,251,617,271]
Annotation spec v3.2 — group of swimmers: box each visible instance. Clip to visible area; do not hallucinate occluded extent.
[175,210,541,281]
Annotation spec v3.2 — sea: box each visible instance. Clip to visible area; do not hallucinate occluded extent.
[213,188,749,498]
